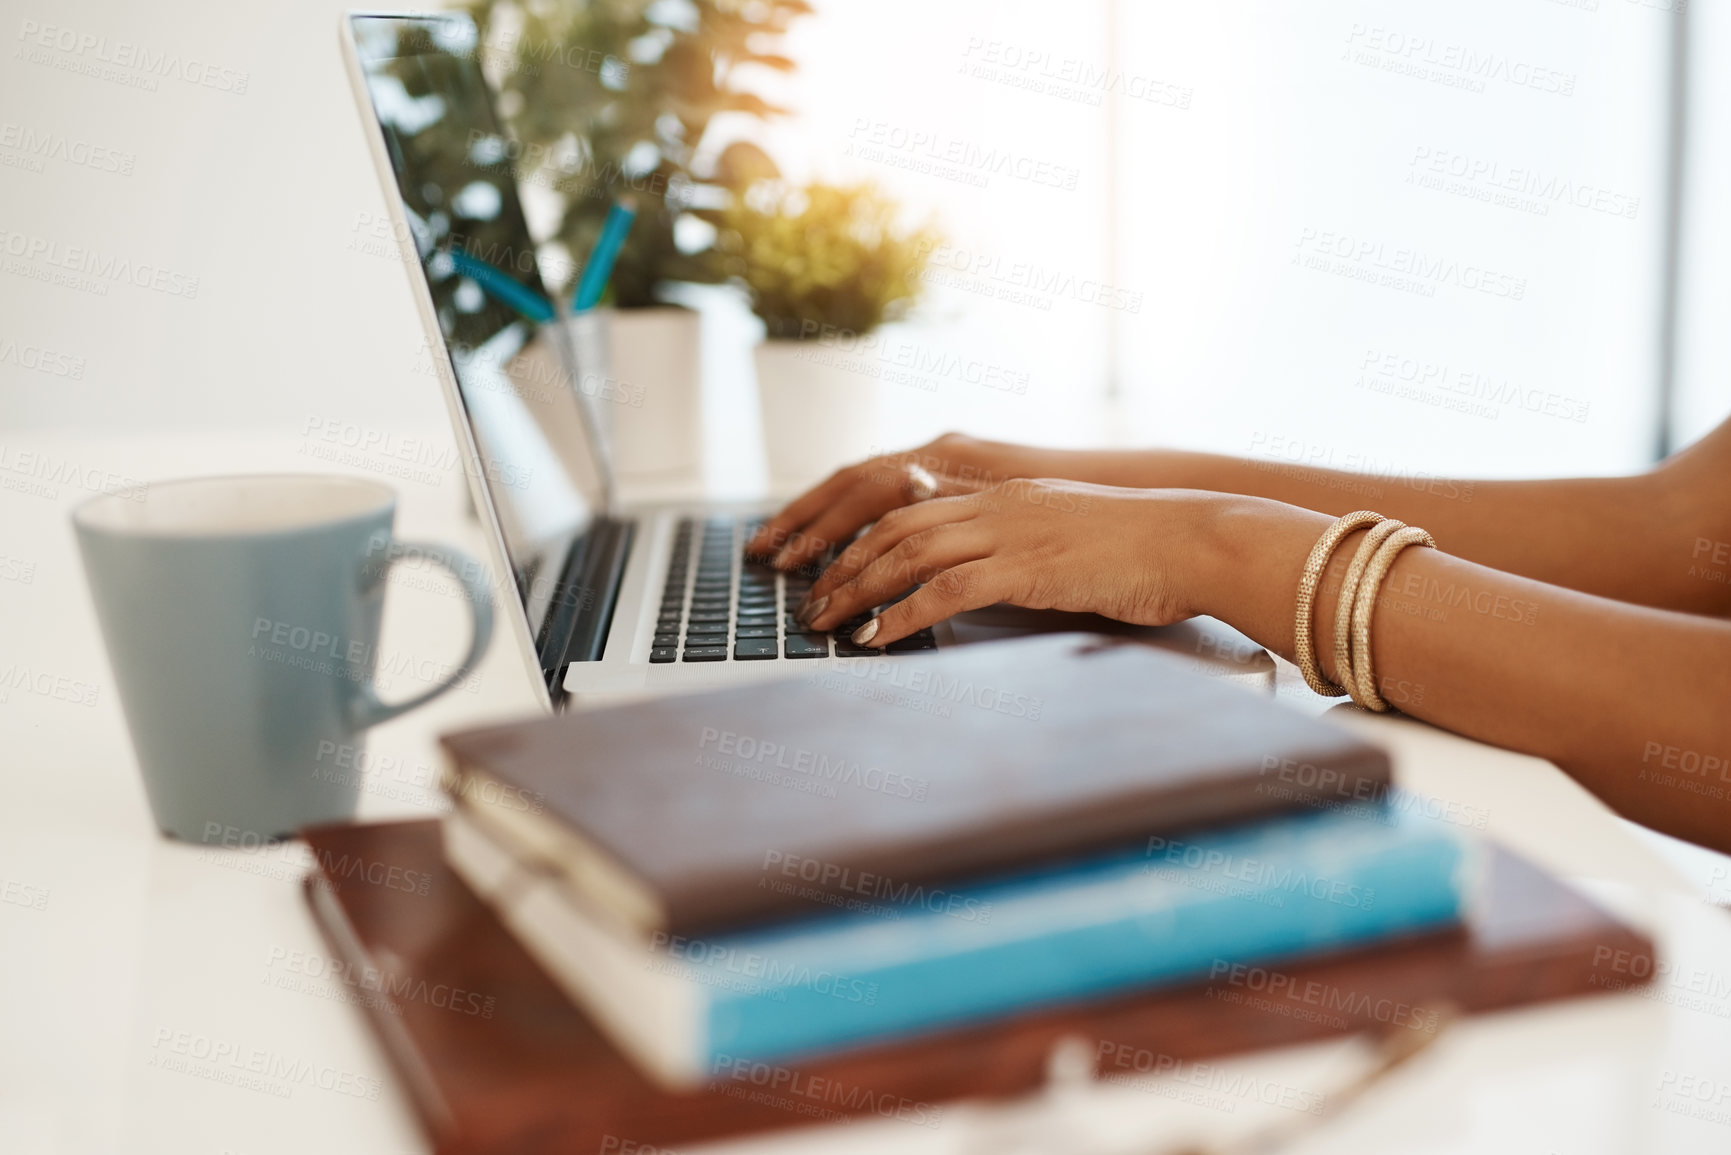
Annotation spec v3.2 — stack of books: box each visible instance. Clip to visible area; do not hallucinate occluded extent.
[436,634,1475,1089]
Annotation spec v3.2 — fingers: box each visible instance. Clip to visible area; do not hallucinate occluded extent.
[806,522,993,631]
[767,458,971,571]
[804,494,981,607]
[769,487,898,572]
[746,454,992,566]
[847,561,1009,648]
[744,468,858,558]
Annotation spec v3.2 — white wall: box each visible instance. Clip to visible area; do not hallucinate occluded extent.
[1674,0,1731,449]
[2,0,1713,484]
[0,0,455,435]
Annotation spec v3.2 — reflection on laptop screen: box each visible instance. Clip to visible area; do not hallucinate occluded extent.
[350,13,607,647]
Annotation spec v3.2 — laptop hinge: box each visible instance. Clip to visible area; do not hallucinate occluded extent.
[535,517,634,693]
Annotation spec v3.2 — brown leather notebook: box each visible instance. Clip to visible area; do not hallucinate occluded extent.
[438,634,1393,936]
[301,819,1652,1155]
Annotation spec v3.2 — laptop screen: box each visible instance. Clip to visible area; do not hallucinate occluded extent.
[349,13,609,648]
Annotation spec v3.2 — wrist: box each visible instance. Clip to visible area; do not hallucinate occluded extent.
[1183,494,1335,658]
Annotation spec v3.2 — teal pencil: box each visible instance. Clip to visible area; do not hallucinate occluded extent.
[572,196,638,312]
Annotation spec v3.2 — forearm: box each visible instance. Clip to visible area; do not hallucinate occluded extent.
[1188,496,1731,853]
[979,440,1731,615]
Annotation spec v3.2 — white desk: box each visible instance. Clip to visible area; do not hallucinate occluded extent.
[4,431,1731,1155]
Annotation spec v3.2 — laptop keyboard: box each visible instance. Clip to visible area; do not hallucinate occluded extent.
[649,516,939,663]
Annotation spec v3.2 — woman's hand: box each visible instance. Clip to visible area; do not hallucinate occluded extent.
[798,479,1223,646]
[745,433,1040,571]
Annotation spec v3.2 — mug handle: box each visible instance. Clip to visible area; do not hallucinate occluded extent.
[349,540,495,731]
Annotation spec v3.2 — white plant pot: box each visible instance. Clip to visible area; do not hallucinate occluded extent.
[754,338,880,494]
[574,306,704,488]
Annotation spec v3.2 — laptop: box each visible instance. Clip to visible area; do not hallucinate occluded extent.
[339,11,1273,710]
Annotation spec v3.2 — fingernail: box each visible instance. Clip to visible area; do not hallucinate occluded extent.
[798,594,828,625]
[772,545,794,569]
[851,618,880,647]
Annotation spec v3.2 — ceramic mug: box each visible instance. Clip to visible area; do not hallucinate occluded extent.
[73,474,493,842]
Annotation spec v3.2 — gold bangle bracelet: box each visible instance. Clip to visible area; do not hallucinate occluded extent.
[1293,511,1385,697]
[1349,525,1436,711]
[1331,518,1406,701]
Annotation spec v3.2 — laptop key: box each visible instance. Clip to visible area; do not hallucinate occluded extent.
[650,647,677,663]
[784,633,830,659]
[733,639,778,660]
[653,633,680,647]
[682,647,728,662]
[734,624,778,638]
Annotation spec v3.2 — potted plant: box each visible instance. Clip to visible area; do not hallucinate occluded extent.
[460,0,804,485]
[711,180,941,490]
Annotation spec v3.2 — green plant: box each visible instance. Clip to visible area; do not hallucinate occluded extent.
[711,182,942,339]
[460,0,807,308]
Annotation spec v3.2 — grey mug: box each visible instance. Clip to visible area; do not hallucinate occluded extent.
[72,474,493,843]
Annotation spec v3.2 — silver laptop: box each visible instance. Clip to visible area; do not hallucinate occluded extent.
[340,11,1272,710]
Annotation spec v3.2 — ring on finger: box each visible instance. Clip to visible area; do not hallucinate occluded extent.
[905,463,940,502]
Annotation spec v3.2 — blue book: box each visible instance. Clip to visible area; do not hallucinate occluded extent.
[446,795,1473,1088]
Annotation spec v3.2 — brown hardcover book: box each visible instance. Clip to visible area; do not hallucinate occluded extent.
[437,634,1394,937]
[302,819,1651,1155]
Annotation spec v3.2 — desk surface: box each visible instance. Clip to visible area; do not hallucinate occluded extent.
[5,431,1731,1155]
